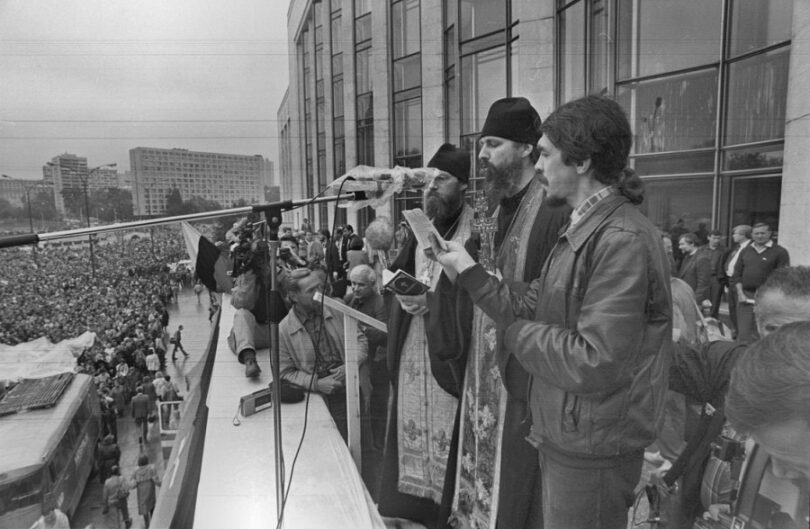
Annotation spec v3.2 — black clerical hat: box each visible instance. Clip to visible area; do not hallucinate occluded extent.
[427,143,470,184]
[480,97,542,146]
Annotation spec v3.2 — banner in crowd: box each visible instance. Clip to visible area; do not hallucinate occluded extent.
[0,330,96,383]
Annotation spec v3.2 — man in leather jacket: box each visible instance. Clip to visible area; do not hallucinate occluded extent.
[431,95,672,529]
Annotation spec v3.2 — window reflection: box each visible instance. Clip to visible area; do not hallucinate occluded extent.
[640,176,713,237]
[393,0,420,59]
[460,0,504,41]
[394,55,421,92]
[725,48,789,146]
[394,98,423,166]
[461,46,506,135]
[618,69,717,154]
[731,177,781,232]
[724,145,783,171]
[618,0,722,79]
[356,47,372,94]
[729,0,793,57]
[560,1,585,102]
[589,0,610,95]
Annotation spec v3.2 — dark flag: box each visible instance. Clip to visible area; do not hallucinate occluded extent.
[181,222,232,293]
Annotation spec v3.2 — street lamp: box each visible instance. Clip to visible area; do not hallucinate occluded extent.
[79,163,117,277]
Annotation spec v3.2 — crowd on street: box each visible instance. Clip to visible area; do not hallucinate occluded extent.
[1,228,193,529]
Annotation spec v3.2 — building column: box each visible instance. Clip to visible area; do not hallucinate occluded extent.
[779,0,810,264]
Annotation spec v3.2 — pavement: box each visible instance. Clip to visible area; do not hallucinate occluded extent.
[71,286,214,529]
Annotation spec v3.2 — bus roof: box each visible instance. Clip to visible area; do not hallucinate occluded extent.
[0,373,93,477]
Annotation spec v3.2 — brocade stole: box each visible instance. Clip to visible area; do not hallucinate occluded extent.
[451,179,546,529]
[397,205,474,502]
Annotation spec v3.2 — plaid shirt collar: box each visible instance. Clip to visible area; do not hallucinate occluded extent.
[570,186,614,226]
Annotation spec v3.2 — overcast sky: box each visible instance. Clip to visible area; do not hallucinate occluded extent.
[0,0,290,180]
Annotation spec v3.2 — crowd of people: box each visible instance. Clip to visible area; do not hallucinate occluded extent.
[4,94,807,529]
[0,228,191,529]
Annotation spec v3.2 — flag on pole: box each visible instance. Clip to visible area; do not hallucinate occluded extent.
[180,221,232,293]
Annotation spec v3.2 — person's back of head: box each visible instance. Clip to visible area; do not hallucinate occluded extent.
[754,266,810,336]
[726,321,810,480]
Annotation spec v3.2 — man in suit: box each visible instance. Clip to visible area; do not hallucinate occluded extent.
[677,232,712,307]
[704,229,727,318]
[131,386,151,442]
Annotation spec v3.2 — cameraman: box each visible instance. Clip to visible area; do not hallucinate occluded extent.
[278,267,368,441]
[226,223,307,378]
[279,233,308,272]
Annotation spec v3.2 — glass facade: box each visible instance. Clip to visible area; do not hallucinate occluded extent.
[560,0,793,236]
[286,0,794,240]
[445,0,516,195]
[392,0,423,224]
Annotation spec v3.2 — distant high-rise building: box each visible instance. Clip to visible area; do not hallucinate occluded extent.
[43,153,88,215]
[129,147,269,217]
[42,153,121,216]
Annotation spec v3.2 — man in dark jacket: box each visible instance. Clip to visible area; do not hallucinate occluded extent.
[677,232,712,306]
[432,95,671,529]
[344,264,388,498]
[131,386,151,442]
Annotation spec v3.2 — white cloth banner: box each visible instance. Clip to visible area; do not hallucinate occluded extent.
[0,331,96,383]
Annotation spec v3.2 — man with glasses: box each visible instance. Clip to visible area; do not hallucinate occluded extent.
[278,267,367,440]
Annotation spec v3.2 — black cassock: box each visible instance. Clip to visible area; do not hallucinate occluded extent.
[378,192,570,529]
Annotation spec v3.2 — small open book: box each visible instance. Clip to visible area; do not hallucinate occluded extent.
[382,269,428,296]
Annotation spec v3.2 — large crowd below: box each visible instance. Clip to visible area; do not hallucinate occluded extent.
[0,228,195,529]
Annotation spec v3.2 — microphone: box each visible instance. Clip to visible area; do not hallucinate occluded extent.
[327,165,440,209]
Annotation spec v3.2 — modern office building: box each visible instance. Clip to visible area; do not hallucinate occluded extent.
[129,147,269,217]
[280,0,809,262]
[42,153,89,216]
[40,153,122,216]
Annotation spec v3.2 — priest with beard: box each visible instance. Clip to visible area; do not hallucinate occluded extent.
[432,97,571,529]
[378,143,475,528]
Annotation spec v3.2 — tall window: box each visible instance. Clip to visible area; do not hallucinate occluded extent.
[331,6,347,229]
[444,0,515,194]
[560,0,792,236]
[392,0,423,220]
[299,24,315,222]
[354,0,374,230]
[355,1,374,167]
[315,2,328,223]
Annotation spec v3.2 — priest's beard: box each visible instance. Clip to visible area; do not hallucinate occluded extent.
[480,157,524,203]
[425,191,464,222]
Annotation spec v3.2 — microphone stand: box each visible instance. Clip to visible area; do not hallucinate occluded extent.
[0,192,364,524]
